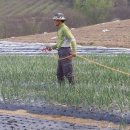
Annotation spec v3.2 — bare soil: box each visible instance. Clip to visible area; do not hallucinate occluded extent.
[0,109,122,129]
[3,19,130,48]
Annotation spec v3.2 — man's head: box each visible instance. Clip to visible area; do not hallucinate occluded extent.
[52,13,66,26]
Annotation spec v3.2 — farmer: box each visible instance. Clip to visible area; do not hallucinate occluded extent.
[46,12,77,85]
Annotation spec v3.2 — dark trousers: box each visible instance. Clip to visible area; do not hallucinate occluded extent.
[57,47,74,85]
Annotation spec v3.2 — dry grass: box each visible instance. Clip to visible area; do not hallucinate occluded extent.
[3,19,130,48]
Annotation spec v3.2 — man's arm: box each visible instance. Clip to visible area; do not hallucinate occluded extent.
[64,26,77,55]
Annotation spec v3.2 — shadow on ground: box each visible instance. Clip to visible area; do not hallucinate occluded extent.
[0,103,130,124]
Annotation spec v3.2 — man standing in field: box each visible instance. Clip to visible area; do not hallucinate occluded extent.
[46,12,77,85]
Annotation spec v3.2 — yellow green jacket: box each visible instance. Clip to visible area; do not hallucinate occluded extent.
[52,23,77,53]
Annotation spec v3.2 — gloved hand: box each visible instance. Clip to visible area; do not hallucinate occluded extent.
[70,52,77,57]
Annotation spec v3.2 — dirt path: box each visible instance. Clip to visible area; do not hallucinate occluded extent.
[0,109,123,130]
[0,103,130,130]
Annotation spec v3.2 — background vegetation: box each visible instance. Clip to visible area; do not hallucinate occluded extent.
[0,55,130,111]
[0,0,130,39]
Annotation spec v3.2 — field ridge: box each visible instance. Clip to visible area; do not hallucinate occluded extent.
[5,19,130,48]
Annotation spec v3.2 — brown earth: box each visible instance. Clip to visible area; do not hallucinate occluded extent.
[3,19,130,48]
[0,109,128,130]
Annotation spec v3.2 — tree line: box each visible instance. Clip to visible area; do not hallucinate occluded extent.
[74,0,130,23]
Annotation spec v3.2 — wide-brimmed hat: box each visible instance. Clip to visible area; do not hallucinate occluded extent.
[52,13,66,20]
